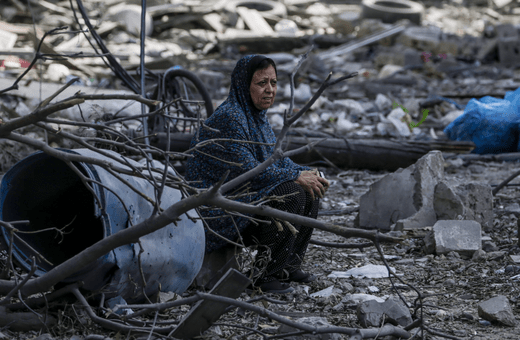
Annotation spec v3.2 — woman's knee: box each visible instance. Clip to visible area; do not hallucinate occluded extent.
[271,182,306,214]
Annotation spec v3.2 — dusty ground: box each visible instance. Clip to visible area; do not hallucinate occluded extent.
[1,155,519,340]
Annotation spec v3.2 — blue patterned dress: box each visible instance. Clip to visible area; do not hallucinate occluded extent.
[185,55,310,253]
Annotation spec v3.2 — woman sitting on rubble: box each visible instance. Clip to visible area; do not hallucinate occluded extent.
[185,55,329,294]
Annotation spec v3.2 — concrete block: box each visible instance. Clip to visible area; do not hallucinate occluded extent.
[395,151,445,230]
[359,151,444,230]
[478,295,517,327]
[434,182,493,231]
[356,297,412,328]
[433,220,481,256]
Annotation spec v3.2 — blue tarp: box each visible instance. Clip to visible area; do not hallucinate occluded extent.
[444,87,520,154]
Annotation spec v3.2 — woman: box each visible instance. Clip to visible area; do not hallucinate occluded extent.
[186,55,329,293]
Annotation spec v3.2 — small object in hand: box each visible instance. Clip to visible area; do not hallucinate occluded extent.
[362,71,369,77]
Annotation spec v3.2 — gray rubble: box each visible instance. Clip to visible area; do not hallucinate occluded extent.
[478,295,517,327]
[431,220,482,256]
[356,297,412,327]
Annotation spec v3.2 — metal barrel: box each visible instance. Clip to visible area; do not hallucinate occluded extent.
[0,149,205,302]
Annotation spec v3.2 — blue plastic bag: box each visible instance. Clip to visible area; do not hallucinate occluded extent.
[444,87,520,154]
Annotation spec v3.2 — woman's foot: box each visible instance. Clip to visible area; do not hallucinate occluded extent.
[278,269,317,283]
[257,279,294,294]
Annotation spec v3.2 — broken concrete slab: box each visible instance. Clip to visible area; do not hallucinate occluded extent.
[356,297,412,328]
[236,7,275,36]
[433,220,481,256]
[278,317,341,340]
[108,4,154,37]
[434,182,493,231]
[359,151,444,230]
[0,29,18,50]
[478,295,517,327]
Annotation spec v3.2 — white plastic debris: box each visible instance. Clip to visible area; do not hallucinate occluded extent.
[341,293,385,304]
[377,109,411,137]
[310,285,341,298]
[328,264,397,279]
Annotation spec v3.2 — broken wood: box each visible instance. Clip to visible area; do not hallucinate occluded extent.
[152,132,475,171]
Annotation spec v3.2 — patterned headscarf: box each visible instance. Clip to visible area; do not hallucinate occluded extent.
[185,55,309,253]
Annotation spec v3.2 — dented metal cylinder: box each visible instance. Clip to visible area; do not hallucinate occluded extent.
[0,149,205,302]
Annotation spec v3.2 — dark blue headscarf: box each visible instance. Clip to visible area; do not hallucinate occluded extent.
[185,54,310,253]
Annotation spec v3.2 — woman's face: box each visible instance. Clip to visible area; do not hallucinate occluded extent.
[250,65,277,111]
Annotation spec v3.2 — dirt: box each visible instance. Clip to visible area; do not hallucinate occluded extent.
[2,156,519,340]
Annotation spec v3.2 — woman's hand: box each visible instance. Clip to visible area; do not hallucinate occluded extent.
[295,170,330,200]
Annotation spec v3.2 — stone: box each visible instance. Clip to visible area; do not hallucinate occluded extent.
[278,317,341,340]
[356,297,412,328]
[395,152,445,230]
[472,249,487,262]
[478,295,517,327]
[360,151,446,230]
[433,220,481,256]
[434,182,493,230]
[423,231,435,254]
[510,255,520,263]
[482,240,498,252]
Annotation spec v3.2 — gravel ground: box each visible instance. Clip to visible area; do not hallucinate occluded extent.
[2,156,519,340]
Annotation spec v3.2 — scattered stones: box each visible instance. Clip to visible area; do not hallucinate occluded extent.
[356,297,412,328]
[432,220,482,256]
[478,295,517,327]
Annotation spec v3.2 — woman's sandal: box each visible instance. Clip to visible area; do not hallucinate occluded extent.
[279,269,317,283]
[257,280,294,294]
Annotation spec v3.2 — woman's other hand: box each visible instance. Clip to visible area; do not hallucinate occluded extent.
[295,170,330,200]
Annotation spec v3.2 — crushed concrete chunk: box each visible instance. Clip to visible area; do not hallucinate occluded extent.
[357,297,412,327]
[433,220,481,256]
[359,151,444,230]
[434,182,493,230]
[478,295,517,327]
